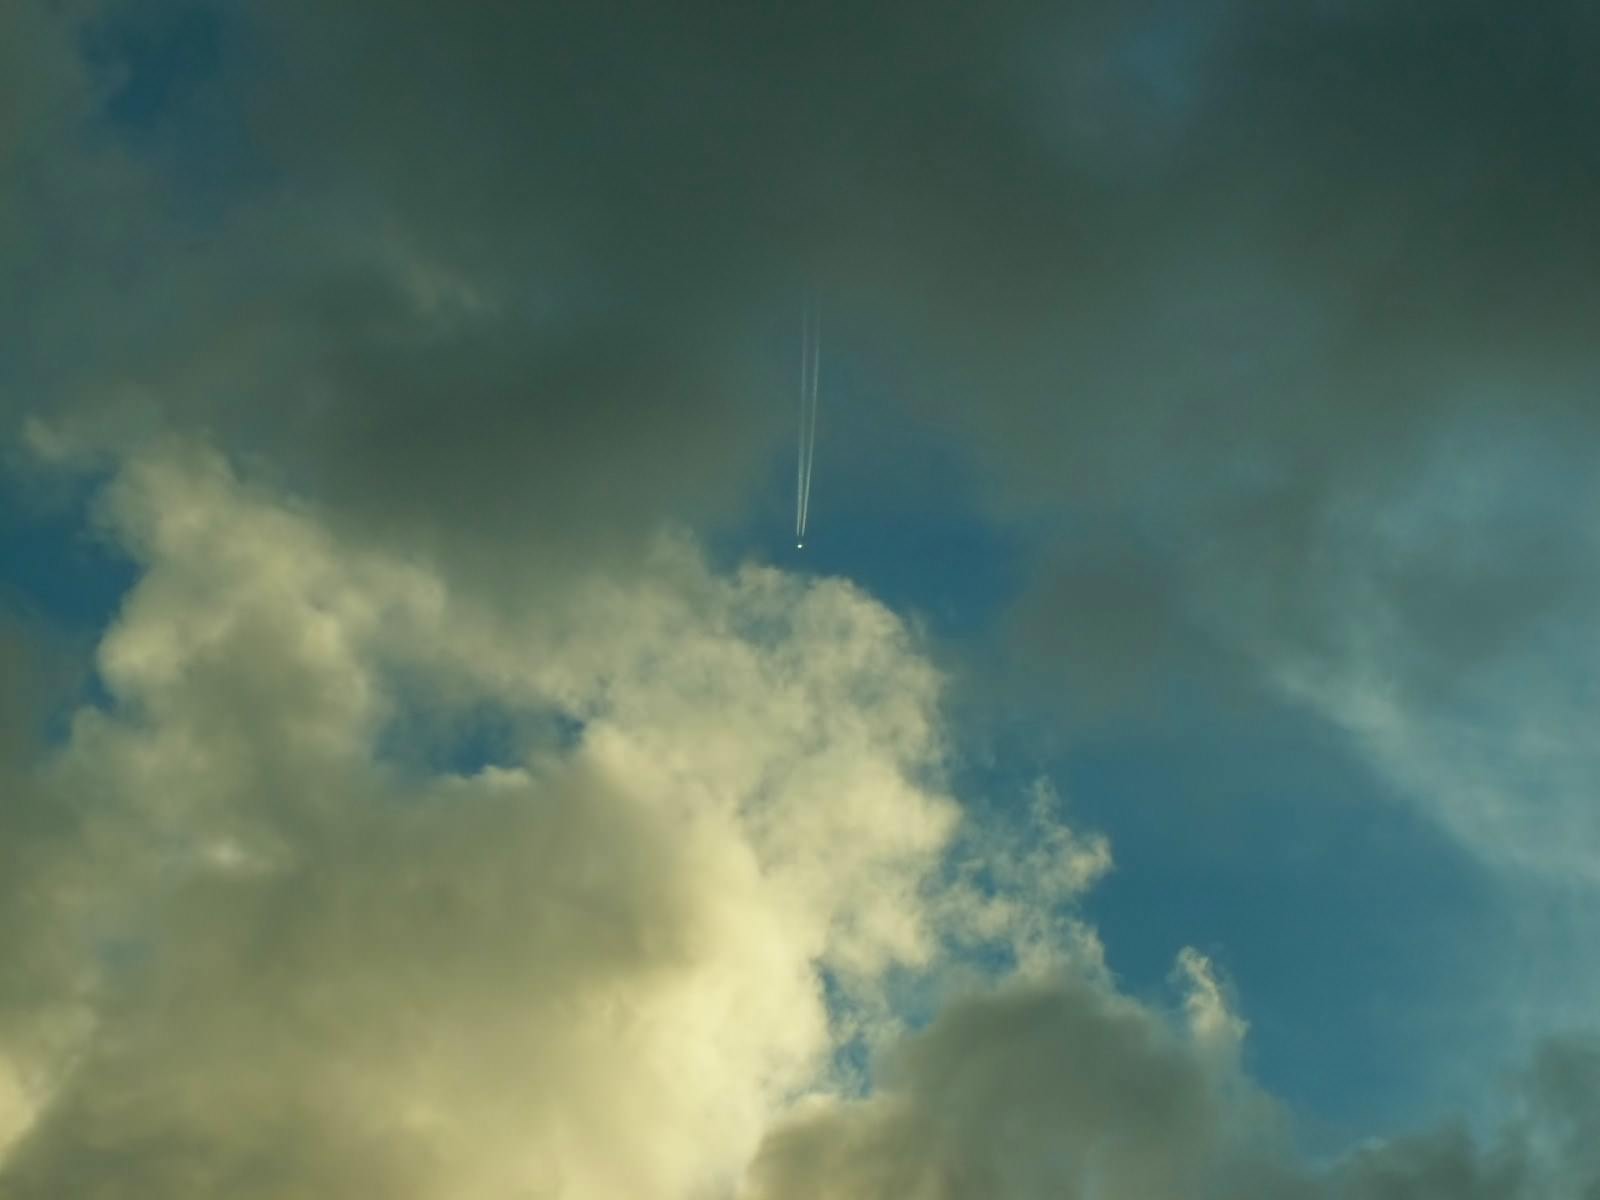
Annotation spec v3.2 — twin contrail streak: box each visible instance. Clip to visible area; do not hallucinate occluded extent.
[796,298,820,545]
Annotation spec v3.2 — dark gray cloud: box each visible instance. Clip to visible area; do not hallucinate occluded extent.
[744,976,1264,1200]
[0,619,52,774]
[746,975,1600,1200]
[7,0,1600,875]
[904,1,1600,709]
[13,0,1595,681]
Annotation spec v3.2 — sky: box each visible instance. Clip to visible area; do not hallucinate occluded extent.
[3,1,1600,1196]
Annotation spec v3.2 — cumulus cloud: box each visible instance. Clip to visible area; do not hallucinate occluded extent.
[742,972,1280,1200]
[741,988,1600,1200]
[0,442,1594,1199]
[0,440,966,1196]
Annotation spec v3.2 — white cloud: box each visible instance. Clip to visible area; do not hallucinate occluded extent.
[930,779,1112,980]
[0,439,965,1197]
[2,439,1597,1200]
[1174,947,1246,1058]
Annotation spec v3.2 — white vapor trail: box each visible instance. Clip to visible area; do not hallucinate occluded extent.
[796,298,820,544]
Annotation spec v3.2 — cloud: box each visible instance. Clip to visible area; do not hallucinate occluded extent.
[0,440,965,1197]
[14,1,1600,640]
[1262,419,1600,878]
[13,1,1599,876]
[742,971,1284,1200]
[1,445,1597,1198]
[742,987,1600,1200]
[8,2,1600,1190]
[1326,1038,1600,1200]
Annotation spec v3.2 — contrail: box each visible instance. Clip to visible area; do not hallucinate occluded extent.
[796,300,812,541]
[796,297,820,546]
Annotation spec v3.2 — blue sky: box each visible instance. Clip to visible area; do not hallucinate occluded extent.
[5,2,1600,1196]
[699,316,1534,1146]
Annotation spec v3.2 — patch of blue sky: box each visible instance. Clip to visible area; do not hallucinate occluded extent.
[78,2,269,218]
[80,4,225,134]
[712,304,1530,1152]
[372,678,584,783]
[1,467,136,741]
[0,467,136,633]
[814,965,873,1095]
[1052,690,1507,1154]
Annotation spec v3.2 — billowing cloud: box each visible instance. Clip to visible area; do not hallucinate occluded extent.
[0,439,959,1196]
[743,970,1277,1200]
[743,977,1600,1200]
[0,442,1594,1199]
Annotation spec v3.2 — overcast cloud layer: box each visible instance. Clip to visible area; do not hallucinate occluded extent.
[6,0,1600,1195]
[11,0,1600,873]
